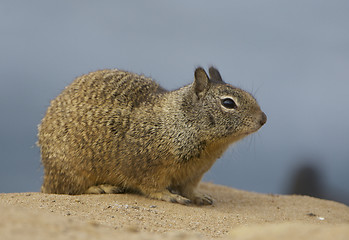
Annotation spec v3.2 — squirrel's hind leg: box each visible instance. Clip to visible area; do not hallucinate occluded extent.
[85,184,124,194]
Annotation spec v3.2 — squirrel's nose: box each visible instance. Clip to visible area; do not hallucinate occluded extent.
[260,112,267,126]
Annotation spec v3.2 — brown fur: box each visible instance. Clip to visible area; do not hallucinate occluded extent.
[38,67,266,205]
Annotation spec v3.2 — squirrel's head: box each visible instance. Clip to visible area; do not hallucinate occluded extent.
[184,67,267,142]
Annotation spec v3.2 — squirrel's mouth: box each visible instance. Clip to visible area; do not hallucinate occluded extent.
[259,112,267,126]
[250,111,267,133]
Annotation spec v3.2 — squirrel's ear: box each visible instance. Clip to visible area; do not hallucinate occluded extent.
[193,67,210,98]
[208,66,223,82]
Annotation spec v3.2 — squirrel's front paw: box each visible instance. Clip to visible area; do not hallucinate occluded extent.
[85,184,124,194]
[191,193,213,206]
[147,190,191,205]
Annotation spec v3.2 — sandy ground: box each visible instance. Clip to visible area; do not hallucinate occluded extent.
[1,183,348,240]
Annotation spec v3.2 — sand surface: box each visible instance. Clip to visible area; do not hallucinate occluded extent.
[1,183,348,239]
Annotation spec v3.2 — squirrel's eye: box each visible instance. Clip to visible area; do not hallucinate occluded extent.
[221,98,237,109]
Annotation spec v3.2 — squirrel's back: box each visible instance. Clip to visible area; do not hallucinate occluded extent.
[57,69,164,108]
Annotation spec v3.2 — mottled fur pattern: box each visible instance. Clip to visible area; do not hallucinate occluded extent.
[38,67,266,205]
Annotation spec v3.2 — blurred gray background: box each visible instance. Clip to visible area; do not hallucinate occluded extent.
[1,1,348,205]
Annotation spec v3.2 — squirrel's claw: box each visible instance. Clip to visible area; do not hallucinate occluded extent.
[191,193,214,206]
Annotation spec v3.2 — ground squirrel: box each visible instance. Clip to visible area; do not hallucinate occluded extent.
[38,67,266,205]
